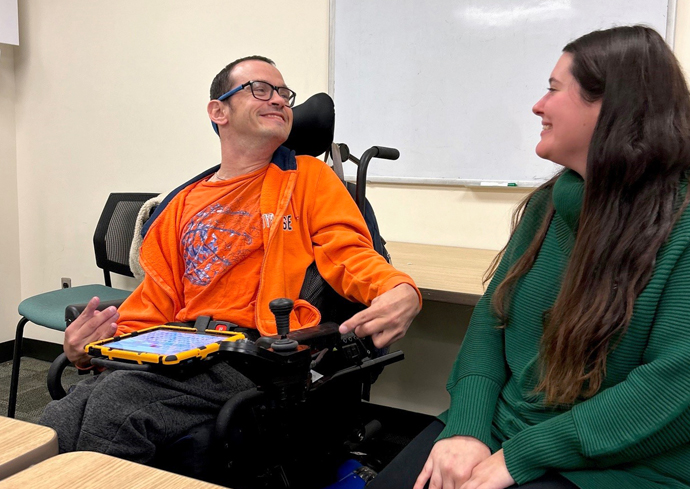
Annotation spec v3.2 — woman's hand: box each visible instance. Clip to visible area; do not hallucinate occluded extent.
[413,435,491,489]
[460,449,515,489]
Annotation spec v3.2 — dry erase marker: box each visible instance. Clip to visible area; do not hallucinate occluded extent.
[479,182,518,187]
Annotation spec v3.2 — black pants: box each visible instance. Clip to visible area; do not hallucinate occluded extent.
[366,420,578,489]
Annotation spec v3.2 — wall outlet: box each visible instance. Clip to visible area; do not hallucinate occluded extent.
[61,277,72,289]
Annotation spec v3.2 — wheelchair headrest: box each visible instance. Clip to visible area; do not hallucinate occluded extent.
[283,92,335,157]
[212,92,335,157]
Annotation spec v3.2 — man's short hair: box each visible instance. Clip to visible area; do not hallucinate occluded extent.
[210,55,276,100]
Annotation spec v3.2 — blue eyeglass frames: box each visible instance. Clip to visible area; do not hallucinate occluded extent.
[211,80,297,135]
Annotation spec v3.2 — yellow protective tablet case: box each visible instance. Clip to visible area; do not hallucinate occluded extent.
[86,325,246,365]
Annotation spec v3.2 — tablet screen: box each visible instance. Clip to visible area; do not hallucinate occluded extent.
[110,330,224,355]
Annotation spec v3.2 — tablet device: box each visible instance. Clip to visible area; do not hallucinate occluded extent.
[86,325,246,365]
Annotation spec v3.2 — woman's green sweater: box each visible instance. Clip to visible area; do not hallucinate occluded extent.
[438,170,690,488]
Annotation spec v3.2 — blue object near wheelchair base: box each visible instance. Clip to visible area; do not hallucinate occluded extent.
[322,459,377,489]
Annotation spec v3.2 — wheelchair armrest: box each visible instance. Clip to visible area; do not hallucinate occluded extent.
[47,352,72,400]
[255,322,341,351]
[214,387,266,445]
[317,349,404,387]
[65,299,126,325]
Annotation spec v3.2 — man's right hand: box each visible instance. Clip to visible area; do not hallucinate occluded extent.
[413,435,491,489]
[63,297,119,367]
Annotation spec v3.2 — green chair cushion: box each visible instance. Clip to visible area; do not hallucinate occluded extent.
[17,285,131,331]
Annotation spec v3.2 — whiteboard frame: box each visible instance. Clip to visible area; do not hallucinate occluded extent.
[328,0,678,188]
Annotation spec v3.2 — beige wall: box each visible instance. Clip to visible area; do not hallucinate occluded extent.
[0,44,21,344]
[676,0,690,70]
[3,0,690,413]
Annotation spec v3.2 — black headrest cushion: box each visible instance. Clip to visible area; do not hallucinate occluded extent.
[283,93,335,157]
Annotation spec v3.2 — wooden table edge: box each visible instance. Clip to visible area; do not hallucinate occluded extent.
[0,429,58,481]
[419,288,483,306]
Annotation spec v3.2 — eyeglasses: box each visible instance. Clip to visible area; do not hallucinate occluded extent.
[218,80,297,108]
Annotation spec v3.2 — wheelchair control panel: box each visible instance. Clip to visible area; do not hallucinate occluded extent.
[217,298,379,402]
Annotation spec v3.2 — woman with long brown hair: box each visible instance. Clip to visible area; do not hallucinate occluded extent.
[367,25,690,489]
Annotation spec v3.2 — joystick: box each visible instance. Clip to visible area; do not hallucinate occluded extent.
[269,298,299,352]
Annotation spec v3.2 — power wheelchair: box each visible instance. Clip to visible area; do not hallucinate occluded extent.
[47,92,408,489]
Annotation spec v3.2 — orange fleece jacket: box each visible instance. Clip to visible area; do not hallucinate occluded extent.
[116,151,420,336]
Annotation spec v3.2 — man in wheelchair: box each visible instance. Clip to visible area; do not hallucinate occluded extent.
[39,55,421,470]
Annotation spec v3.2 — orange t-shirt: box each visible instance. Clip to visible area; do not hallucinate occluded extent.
[174,167,266,327]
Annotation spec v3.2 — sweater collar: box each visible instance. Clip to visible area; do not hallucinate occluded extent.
[552,170,584,233]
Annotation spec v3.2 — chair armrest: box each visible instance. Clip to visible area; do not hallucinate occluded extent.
[64,299,125,325]
[47,352,72,400]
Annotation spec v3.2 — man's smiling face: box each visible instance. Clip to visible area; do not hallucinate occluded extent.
[222,60,294,145]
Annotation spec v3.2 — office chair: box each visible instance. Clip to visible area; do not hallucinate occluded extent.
[7,192,159,418]
[47,93,403,488]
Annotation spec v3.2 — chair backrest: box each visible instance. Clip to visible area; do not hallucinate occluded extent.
[93,192,159,286]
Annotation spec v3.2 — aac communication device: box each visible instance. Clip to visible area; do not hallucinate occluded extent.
[86,325,246,366]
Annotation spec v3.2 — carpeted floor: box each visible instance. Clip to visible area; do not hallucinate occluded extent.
[0,357,81,423]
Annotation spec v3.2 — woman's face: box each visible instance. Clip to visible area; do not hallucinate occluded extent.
[532,53,602,177]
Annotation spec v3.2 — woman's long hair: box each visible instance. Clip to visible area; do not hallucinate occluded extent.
[487,26,690,405]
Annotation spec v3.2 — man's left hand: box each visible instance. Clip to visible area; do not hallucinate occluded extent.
[339,283,420,348]
[459,449,515,489]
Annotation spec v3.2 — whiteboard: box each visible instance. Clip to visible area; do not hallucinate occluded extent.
[0,0,18,45]
[331,0,674,186]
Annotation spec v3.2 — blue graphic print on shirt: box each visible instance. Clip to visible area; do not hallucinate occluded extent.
[182,203,260,286]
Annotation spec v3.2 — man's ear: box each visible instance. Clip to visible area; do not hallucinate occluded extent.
[207,100,229,127]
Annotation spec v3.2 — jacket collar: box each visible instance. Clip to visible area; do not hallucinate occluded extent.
[271,145,297,171]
